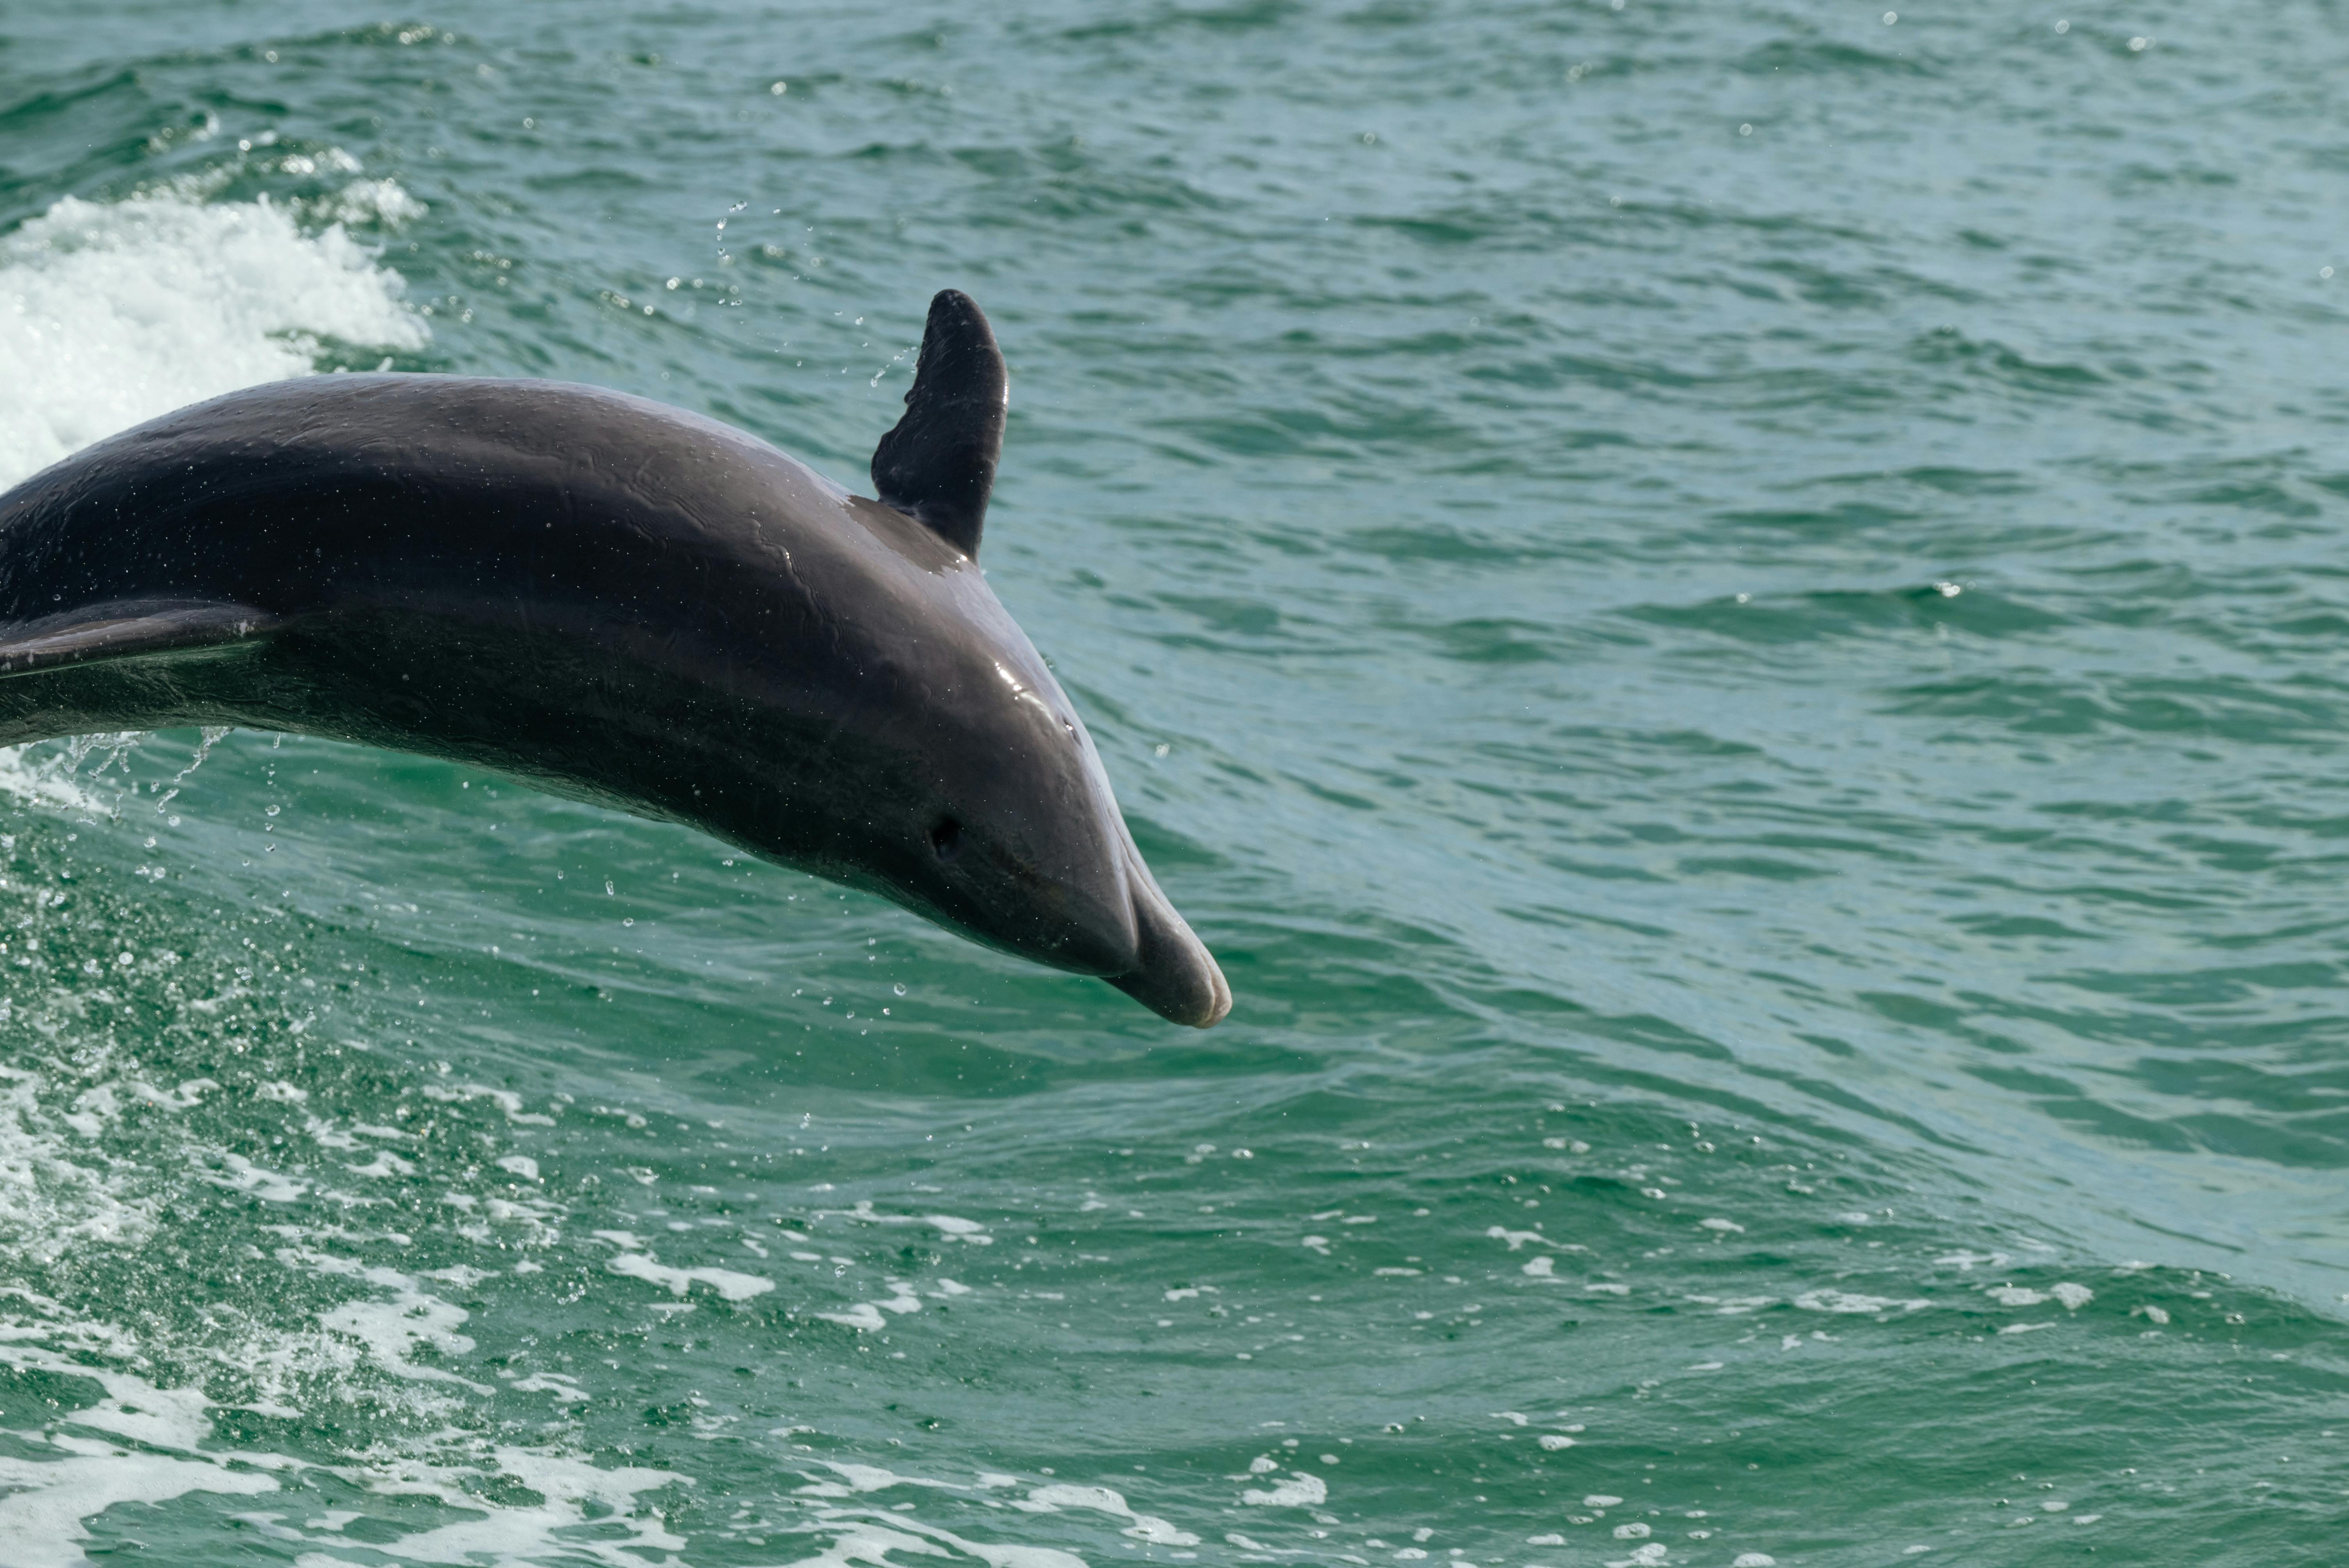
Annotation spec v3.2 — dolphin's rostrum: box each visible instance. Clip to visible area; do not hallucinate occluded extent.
[0,290,1232,1027]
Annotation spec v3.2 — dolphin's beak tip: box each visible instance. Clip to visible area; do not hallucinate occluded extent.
[1107,937,1231,1028]
[1192,953,1233,1028]
[1107,877,1232,1028]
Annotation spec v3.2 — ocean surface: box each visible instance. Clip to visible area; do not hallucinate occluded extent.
[0,2,2342,1563]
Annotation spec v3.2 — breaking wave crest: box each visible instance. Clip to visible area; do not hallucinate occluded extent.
[0,177,429,489]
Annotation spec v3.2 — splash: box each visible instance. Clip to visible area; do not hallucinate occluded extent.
[0,181,429,489]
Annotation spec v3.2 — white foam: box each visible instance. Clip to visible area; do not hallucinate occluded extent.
[202,1150,308,1203]
[421,1082,557,1125]
[0,1334,285,1566]
[0,1068,161,1260]
[813,1280,926,1331]
[607,1251,775,1302]
[1240,1471,1327,1507]
[785,1462,1191,1566]
[775,1513,1089,1568]
[134,1077,218,1111]
[1025,1483,1199,1546]
[318,1445,687,1565]
[0,744,128,814]
[0,1446,278,1567]
[1995,1281,2095,1313]
[812,1301,888,1332]
[0,186,428,489]
[284,1249,493,1395]
[825,1199,994,1244]
[1606,1548,1668,1568]
[1793,1288,1928,1314]
[61,1083,119,1139]
[809,1461,970,1497]
[314,176,429,229]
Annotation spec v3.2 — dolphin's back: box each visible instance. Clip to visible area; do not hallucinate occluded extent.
[0,376,953,836]
[0,376,861,629]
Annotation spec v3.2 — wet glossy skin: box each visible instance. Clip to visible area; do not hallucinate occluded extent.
[0,375,1230,1026]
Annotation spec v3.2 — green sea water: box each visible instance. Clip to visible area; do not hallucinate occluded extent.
[0,1,2343,1562]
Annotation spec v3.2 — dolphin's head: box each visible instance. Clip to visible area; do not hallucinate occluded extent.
[843,562,1231,1029]
[721,285,1229,1026]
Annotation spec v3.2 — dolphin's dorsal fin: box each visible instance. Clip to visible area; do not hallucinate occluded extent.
[0,600,281,677]
[870,289,1007,558]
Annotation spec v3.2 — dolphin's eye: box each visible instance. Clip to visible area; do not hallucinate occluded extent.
[929,816,963,863]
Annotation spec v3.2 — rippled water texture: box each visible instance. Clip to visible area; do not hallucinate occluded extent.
[0,2,2343,1563]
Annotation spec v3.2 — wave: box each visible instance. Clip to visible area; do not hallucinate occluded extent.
[0,173,429,490]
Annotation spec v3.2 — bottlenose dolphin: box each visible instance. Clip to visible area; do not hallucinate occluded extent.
[0,290,1231,1026]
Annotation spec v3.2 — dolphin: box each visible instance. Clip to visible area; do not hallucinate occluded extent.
[0,290,1231,1026]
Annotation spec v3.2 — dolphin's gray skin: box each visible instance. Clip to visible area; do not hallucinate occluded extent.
[0,290,1231,1027]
